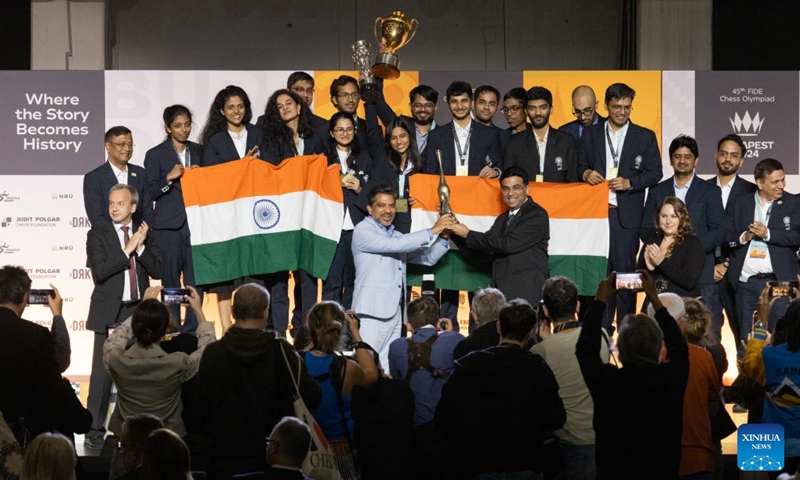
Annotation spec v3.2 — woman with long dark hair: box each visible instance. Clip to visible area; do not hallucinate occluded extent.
[260,88,325,164]
[368,118,425,234]
[199,85,261,327]
[322,112,374,307]
[638,196,705,296]
[200,85,261,166]
[143,105,203,333]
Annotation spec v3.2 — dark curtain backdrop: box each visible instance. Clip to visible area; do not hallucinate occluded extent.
[713,0,800,70]
[107,0,626,71]
[618,0,637,69]
[2,0,31,69]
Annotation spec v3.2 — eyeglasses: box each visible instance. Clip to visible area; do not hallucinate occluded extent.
[265,437,271,446]
[109,142,135,150]
[572,107,595,118]
[333,127,355,135]
[717,150,742,160]
[116,441,132,452]
[501,105,523,114]
[608,104,632,113]
[411,102,435,110]
[500,184,526,193]
[336,92,360,100]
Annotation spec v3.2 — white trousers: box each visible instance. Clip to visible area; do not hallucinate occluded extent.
[359,303,402,375]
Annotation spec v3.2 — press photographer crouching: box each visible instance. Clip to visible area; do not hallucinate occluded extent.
[103,285,215,480]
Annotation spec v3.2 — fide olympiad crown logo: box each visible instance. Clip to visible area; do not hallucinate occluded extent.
[729,111,765,137]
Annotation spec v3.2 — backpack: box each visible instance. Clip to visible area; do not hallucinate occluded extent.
[404,333,450,382]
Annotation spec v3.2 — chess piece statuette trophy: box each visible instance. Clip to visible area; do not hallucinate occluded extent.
[436,150,452,215]
[372,9,418,80]
[352,40,380,102]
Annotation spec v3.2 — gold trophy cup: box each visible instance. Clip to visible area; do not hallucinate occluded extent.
[372,9,418,80]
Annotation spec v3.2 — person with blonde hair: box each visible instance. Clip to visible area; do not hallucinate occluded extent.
[20,432,76,480]
[675,298,722,479]
[303,301,379,480]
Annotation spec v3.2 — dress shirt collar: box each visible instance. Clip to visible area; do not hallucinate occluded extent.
[509,197,528,216]
[367,216,395,235]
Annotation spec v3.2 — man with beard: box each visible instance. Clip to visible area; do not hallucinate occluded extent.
[578,83,662,335]
[707,134,756,346]
[329,75,369,150]
[287,71,327,129]
[503,86,579,183]
[559,85,606,142]
[371,83,439,153]
[473,85,501,128]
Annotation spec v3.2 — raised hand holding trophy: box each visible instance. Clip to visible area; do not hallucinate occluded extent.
[352,40,380,102]
[372,9,418,80]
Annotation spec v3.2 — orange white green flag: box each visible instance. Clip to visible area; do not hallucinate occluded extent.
[408,175,609,295]
[181,155,344,285]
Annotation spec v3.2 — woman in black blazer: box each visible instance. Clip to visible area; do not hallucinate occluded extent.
[198,85,261,330]
[143,105,203,333]
[260,89,325,165]
[322,112,374,307]
[638,196,705,297]
[199,85,261,167]
[367,117,425,234]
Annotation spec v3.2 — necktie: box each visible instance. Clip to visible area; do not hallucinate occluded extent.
[506,213,516,228]
[121,226,139,301]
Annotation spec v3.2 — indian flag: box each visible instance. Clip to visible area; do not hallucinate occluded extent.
[407,175,609,295]
[181,155,344,285]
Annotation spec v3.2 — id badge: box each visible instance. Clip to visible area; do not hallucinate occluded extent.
[456,163,469,177]
[395,198,409,213]
[608,167,619,178]
[750,243,767,259]
[535,174,544,183]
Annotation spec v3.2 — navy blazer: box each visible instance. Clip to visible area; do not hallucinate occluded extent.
[327,148,374,227]
[200,124,263,166]
[261,129,327,166]
[559,115,606,143]
[503,127,579,183]
[726,192,800,289]
[708,175,759,214]
[144,139,202,231]
[640,176,725,284]
[422,121,502,175]
[706,175,758,262]
[86,222,163,332]
[578,122,662,229]
[83,161,153,227]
